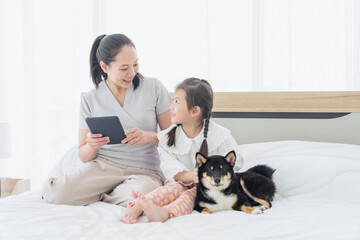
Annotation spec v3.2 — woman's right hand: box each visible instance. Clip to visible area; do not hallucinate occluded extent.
[86,132,110,150]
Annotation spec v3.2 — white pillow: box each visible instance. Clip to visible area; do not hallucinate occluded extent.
[238,141,360,199]
[48,144,83,178]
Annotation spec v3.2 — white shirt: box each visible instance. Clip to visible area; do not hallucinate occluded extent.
[158,120,244,183]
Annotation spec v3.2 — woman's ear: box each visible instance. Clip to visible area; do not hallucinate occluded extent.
[190,106,201,118]
[99,61,108,73]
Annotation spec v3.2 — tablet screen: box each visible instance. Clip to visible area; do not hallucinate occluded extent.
[85,116,126,144]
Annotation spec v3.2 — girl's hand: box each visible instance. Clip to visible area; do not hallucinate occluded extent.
[193,168,199,183]
[122,128,152,147]
[174,169,199,184]
[86,132,110,150]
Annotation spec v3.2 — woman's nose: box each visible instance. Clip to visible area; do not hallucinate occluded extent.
[128,68,136,78]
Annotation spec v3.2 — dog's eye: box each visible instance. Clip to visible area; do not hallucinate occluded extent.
[210,166,213,170]
[220,165,223,169]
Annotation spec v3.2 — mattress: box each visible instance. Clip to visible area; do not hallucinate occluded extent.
[1,141,360,240]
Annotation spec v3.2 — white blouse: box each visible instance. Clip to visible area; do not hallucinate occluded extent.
[158,120,244,183]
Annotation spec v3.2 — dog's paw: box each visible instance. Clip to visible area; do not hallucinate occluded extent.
[251,209,263,215]
[260,205,269,211]
[201,208,211,214]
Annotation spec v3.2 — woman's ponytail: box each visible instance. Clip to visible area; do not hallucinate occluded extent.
[89,34,107,87]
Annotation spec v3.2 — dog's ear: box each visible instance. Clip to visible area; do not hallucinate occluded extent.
[224,150,236,166]
[196,152,207,167]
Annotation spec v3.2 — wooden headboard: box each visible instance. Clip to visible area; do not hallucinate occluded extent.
[186,91,360,145]
[212,91,360,113]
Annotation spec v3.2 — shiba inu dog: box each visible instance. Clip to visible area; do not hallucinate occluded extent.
[194,151,276,215]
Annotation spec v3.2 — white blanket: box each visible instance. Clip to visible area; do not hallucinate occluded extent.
[1,141,360,240]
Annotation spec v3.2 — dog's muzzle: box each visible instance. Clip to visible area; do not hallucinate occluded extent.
[211,177,223,187]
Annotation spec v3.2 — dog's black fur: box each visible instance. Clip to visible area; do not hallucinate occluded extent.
[194,151,276,215]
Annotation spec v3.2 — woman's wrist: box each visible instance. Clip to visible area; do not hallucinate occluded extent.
[78,144,97,163]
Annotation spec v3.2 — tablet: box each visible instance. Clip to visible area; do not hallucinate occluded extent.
[85,116,126,145]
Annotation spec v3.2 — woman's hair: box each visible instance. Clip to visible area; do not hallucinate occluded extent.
[89,33,143,89]
[167,77,214,156]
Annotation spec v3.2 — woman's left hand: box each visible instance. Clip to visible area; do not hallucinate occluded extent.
[121,128,154,147]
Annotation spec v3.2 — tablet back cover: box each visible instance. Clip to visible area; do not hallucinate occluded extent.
[85,116,126,144]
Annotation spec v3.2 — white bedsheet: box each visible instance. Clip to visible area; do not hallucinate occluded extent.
[1,141,360,240]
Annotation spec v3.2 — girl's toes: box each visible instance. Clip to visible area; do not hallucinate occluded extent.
[130,190,138,199]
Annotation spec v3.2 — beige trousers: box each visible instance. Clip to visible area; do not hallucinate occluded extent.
[42,157,164,206]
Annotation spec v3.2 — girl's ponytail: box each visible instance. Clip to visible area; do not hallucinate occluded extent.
[167,125,180,147]
[199,114,211,156]
[89,34,107,87]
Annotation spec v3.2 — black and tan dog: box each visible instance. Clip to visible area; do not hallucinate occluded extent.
[194,151,276,215]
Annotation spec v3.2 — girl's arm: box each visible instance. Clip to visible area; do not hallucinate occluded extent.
[174,168,198,184]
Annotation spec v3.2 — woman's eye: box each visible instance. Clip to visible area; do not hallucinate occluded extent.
[133,64,138,67]
[121,68,128,71]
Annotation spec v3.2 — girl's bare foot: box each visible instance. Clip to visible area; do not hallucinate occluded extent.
[135,195,170,222]
[119,211,138,224]
[119,190,144,224]
[130,190,143,200]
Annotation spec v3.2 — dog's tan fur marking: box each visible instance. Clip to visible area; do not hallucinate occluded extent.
[201,207,211,214]
[240,205,256,214]
[220,172,231,184]
[240,179,270,208]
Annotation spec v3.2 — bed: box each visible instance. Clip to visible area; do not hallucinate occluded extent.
[1,91,360,240]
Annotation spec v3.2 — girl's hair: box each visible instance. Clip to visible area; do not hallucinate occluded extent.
[167,77,214,156]
[89,33,143,89]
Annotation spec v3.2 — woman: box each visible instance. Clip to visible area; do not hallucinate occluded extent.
[42,33,172,206]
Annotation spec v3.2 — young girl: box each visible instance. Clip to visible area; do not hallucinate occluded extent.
[120,77,243,223]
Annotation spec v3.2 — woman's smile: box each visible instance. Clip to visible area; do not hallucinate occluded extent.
[123,79,133,84]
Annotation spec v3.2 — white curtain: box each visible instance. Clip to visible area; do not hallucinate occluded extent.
[0,0,359,190]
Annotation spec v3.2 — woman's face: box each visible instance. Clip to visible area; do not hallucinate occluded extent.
[101,45,139,89]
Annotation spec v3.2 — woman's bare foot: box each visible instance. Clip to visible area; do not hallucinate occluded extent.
[119,190,144,224]
[135,195,170,222]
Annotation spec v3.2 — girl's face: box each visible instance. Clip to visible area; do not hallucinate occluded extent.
[170,89,196,125]
[100,45,139,89]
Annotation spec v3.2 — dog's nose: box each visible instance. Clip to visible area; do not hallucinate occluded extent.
[214,179,221,184]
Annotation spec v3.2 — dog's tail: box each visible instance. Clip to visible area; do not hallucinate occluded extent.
[248,165,275,179]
